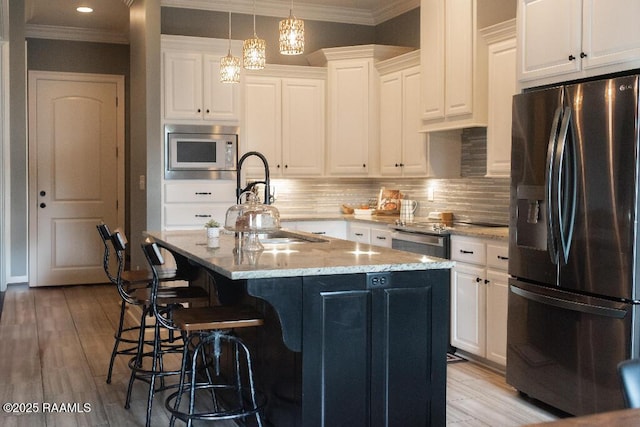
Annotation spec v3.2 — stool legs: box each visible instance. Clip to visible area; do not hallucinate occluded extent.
[166,331,263,427]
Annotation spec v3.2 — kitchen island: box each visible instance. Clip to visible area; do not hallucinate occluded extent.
[145,229,454,427]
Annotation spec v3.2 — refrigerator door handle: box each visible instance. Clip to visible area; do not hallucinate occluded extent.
[511,285,627,319]
[555,107,577,264]
[545,106,563,264]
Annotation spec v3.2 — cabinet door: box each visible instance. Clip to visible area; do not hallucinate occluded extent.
[295,220,347,240]
[486,36,516,177]
[401,67,428,175]
[420,0,445,120]
[328,59,370,175]
[518,0,582,82]
[202,54,239,121]
[444,0,474,117]
[450,262,486,355]
[302,275,371,427]
[485,269,508,366]
[282,78,325,176]
[164,51,203,120]
[243,76,282,176]
[582,0,640,71]
[379,72,403,175]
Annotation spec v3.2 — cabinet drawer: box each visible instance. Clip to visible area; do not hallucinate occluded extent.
[164,204,228,229]
[486,243,509,271]
[165,181,236,203]
[349,225,371,244]
[451,237,486,264]
[293,221,347,240]
[370,227,392,248]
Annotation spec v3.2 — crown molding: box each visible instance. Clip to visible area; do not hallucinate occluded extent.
[479,18,516,44]
[161,0,419,26]
[306,44,414,66]
[375,49,420,75]
[25,24,129,45]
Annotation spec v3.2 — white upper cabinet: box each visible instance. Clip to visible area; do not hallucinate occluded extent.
[242,66,326,178]
[420,0,488,132]
[308,45,412,176]
[380,61,427,176]
[482,20,517,178]
[162,36,240,122]
[327,58,374,175]
[378,51,460,177]
[518,0,640,88]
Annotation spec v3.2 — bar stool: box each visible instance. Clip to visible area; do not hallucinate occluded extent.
[142,241,265,427]
[107,231,209,427]
[97,223,157,384]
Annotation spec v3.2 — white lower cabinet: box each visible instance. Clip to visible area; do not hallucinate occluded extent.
[369,225,393,248]
[450,235,508,366]
[163,181,236,230]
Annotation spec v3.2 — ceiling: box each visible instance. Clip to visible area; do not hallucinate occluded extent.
[24,0,418,44]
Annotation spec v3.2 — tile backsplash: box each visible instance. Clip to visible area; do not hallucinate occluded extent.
[266,128,510,225]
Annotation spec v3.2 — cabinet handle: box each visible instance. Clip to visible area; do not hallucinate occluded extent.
[580,52,587,58]
[206,109,210,113]
[460,249,474,254]
[311,231,326,235]
[285,164,288,168]
[355,233,364,237]
[399,163,404,167]
[277,164,281,168]
[195,214,212,218]
[497,255,509,261]
[197,108,202,112]
[195,192,212,195]
[475,277,482,283]
[362,164,366,168]
[568,54,576,61]
[484,279,490,284]
[395,163,400,167]
[376,236,387,240]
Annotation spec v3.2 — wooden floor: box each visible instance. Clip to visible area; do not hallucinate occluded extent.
[0,284,559,426]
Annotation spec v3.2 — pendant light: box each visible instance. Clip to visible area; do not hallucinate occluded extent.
[220,10,241,83]
[243,0,266,70]
[279,0,304,55]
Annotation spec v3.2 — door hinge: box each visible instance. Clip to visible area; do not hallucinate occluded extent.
[116,97,119,107]
[116,146,118,158]
[116,199,119,210]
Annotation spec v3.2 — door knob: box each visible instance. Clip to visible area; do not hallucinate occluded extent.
[40,203,46,208]
[40,190,46,197]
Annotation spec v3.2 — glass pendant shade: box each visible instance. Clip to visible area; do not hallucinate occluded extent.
[279,12,304,55]
[220,10,240,83]
[243,36,266,70]
[220,52,241,83]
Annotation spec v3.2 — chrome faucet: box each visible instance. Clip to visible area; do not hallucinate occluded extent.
[236,151,272,205]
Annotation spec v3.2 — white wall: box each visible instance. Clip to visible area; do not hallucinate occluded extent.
[1,40,8,292]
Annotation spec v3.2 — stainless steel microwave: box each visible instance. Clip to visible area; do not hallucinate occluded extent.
[165,124,238,180]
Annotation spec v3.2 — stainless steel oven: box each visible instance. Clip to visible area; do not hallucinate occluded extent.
[390,229,450,260]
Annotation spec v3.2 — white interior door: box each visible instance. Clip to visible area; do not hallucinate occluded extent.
[29,71,124,287]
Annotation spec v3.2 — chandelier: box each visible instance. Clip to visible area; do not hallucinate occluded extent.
[279,0,304,55]
[243,0,266,70]
[220,10,240,83]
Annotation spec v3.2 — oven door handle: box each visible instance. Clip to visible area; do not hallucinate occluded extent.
[390,231,445,247]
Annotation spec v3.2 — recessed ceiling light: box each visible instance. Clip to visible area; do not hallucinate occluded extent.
[76,6,93,13]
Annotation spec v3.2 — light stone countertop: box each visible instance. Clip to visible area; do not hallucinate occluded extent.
[146,229,454,281]
[280,214,509,241]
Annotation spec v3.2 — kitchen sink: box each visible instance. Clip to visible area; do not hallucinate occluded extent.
[258,230,329,244]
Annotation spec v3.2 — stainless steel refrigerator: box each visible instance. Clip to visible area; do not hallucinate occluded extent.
[507,74,640,416]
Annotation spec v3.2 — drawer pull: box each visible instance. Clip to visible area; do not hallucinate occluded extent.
[311,231,326,235]
[376,236,387,240]
[497,255,509,261]
[460,249,474,254]
[195,192,212,195]
[194,214,212,218]
[355,233,364,237]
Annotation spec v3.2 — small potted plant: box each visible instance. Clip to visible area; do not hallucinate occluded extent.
[204,219,221,238]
